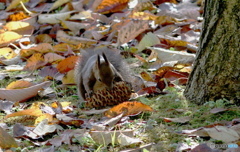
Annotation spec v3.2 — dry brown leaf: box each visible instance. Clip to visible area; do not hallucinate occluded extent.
[44,52,65,64]
[20,43,54,58]
[204,126,239,143]
[56,30,97,47]
[57,56,79,73]
[0,127,18,149]
[96,0,129,14]
[133,1,156,12]
[160,37,188,47]
[155,16,178,26]
[153,0,178,5]
[6,80,33,89]
[117,20,150,45]
[0,31,22,47]
[53,43,78,52]
[104,101,154,117]
[35,34,53,44]
[24,53,47,71]
[163,116,191,123]
[0,81,51,102]
[210,108,228,114]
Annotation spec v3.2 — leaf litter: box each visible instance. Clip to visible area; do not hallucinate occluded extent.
[0,0,239,151]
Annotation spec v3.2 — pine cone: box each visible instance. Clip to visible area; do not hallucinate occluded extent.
[85,81,132,108]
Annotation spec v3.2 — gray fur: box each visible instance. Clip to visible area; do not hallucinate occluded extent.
[74,47,131,102]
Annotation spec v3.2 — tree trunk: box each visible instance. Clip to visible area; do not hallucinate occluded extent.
[184,0,240,104]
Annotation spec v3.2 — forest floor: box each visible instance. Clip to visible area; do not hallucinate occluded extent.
[1,0,240,151]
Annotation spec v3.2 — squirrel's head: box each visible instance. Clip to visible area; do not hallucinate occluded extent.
[95,53,115,90]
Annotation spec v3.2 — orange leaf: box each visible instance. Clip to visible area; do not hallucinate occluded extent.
[6,109,43,118]
[24,53,47,71]
[104,101,153,117]
[57,56,79,73]
[7,11,29,21]
[96,0,129,14]
[6,80,33,89]
[153,66,175,78]
[164,70,188,81]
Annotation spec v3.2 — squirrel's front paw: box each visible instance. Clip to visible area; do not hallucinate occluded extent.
[85,91,93,99]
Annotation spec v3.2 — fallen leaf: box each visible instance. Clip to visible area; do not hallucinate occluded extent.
[117,20,149,45]
[150,47,196,64]
[0,81,51,102]
[137,86,162,96]
[49,0,70,12]
[35,34,53,43]
[0,47,17,60]
[96,0,129,14]
[6,0,29,11]
[138,32,160,52]
[57,56,79,73]
[118,133,141,146]
[140,71,155,82]
[33,119,57,136]
[0,127,18,149]
[6,80,33,89]
[44,52,65,64]
[163,116,191,123]
[210,108,228,114]
[0,31,22,47]
[62,69,75,84]
[56,30,97,46]
[24,53,48,71]
[38,11,75,24]
[104,101,154,117]
[90,130,134,145]
[204,126,239,143]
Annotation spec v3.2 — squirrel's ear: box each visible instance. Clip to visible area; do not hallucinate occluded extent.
[97,54,101,68]
[102,53,109,65]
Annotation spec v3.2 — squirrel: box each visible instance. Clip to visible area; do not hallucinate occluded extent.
[74,48,131,102]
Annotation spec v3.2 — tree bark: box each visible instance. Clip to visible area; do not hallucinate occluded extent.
[184,0,240,104]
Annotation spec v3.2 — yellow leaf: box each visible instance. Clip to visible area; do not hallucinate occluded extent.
[0,31,22,47]
[62,69,75,84]
[6,0,29,11]
[6,80,33,89]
